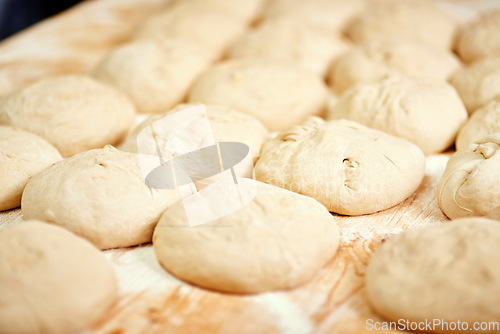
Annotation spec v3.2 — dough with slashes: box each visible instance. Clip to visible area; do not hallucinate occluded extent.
[255,117,425,215]
[438,133,500,221]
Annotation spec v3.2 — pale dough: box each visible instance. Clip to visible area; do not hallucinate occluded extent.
[438,133,500,221]
[366,217,500,333]
[0,221,117,334]
[449,57,500,113]
[93,39,211,114]
[329,38,461,94]
[328,75,468,154]
[153,179,340,293]
[21,146,187,249]
[188,59,328,131]
[456,98,500,151]
[255,117,425,215]
[168,0,264,23]
[226,18,348,76]
[0,75,136,157]
[0,126,62,211]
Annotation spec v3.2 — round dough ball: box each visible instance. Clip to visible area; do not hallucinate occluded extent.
[93,40,211,114]
[456,9,500,63]
[255,117,425,215]
[153,179,340,293]
[328,75,468,154]
[456,98,500,151]
[0,75,136,157]
[21,146,186,249]
[0,126,62,211]
[225,19,348,77]
[120,103,269,163]
[366,217,500,333]
[449,57,500,113]
[345,0,457,49]
[188,59,328,131]
[438,133,500,221]
[0,220,117,334]
[329,38,461,94]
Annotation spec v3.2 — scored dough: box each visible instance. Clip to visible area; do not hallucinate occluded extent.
[255,117,425,215]
[328,75,468,154]
[0,221,117,334]
[438,133,500,221]
[21,146,188,249]
[0,126,62,211]
[188,59,328,131]
[93,39,211,114]
[0,75,136,157]
[153,179,340,293]
[366,217,500,333]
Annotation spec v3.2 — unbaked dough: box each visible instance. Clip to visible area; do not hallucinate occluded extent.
[21,146,188,249]
[226,19,348,76]
[0,75,136,157]
[438,133,500,221]
[255,117,425,215]
[93,39,211,114]
[328,38,461,94]
[168,0,264,23]
[456,98,500,151]
[0,220,117,334]
[153,179,340,293]
[188,59,328,131]
[366,217,500,333]
[449,57,500,113]
[0,126,62,211]
[328,75,468,154]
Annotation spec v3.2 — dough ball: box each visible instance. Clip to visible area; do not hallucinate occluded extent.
[456,98,500,151]
[21,146,186,249]
[120,103,269,163]
[0,75,136,157]
[345,0,457,49]
[225,19,348,77]
[188,59,328,131]
[328,75,468,154]
[456,9,500,63]
[438,133,500,221]
[259,0,365,33]
[168,0,264,23]
[0,221,117,334]
[93,40,211,114]
[329,38,461,94]
[449,57,500,113]
[255,117,425,215]
[0,126,62,211]
[366,217,500,333]
[153,179,340,293]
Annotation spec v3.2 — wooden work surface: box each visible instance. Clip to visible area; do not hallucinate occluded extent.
[0,0,498,333]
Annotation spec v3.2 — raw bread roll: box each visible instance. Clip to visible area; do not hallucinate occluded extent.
[366,217,500,333]
[168,0,264,23]
[328,75,468,155]
[188,59,328,131]
[0,75,135,157]
[449,57,500,113]
[153,179,339,293]
[345,0,457,49]
[456,98,500,151]
[456,9,500,63]
[0,126,62,211]
[225,19,348,77]
[255,117,425,215]
[21,146,189,249]
[438,133,500,221]
[0,221,117,334]
[259,0,365,33]
[120,103,269,163]
[329,38,461,94]
[93,39,211,114]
